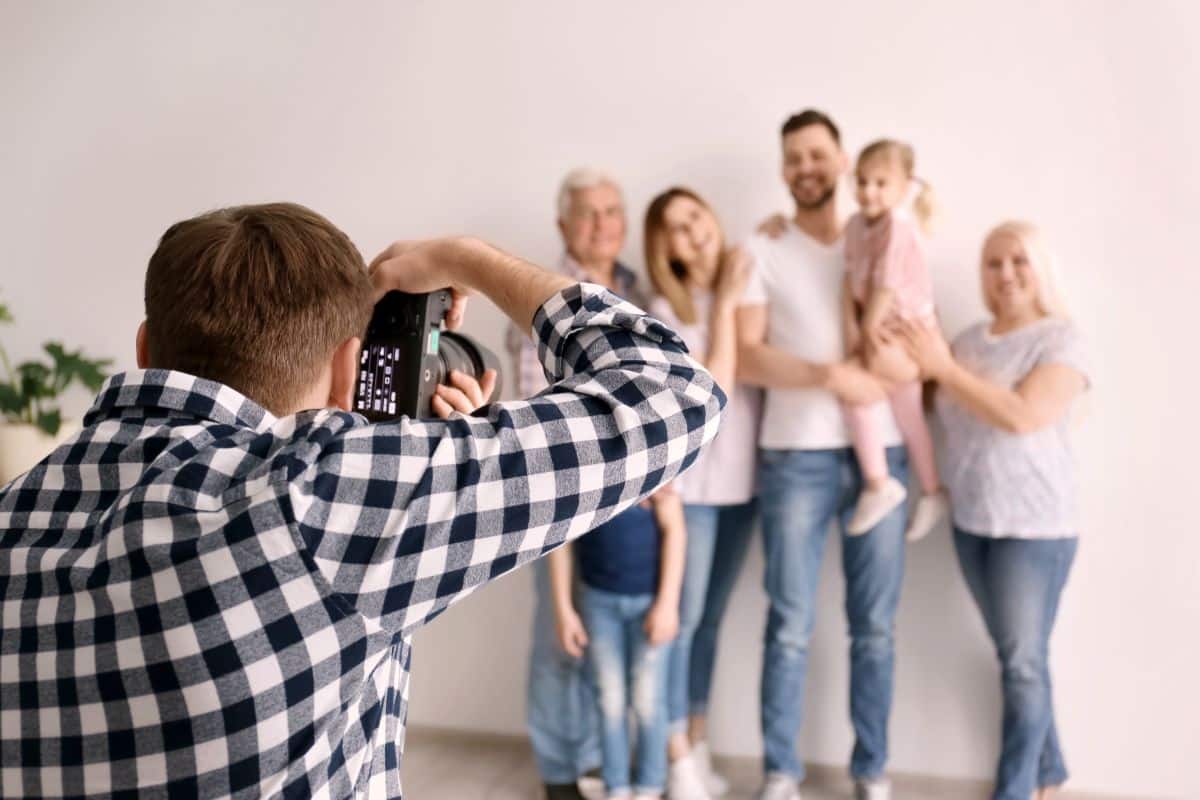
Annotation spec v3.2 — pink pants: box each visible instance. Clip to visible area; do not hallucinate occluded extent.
[845,381,940,493]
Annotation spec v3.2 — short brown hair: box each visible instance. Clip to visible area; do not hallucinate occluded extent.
[144,202,374,415]
[781,109,841,144]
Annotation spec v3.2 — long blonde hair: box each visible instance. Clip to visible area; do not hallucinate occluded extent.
[643,187,726,325]
[857,139,937,235]
[981,220,1069,319]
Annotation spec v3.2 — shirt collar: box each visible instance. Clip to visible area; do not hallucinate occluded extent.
[84,369,278,432]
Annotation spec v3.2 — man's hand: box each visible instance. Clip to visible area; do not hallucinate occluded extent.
[756,213,789,240]
[643,600,679,646]
[368,238,477,330]
[369,236,573,336]
[431,369,499,419]
[556,608,589,658]
[822,361,888,405]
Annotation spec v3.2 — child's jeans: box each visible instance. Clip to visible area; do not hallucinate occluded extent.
[581,584,671,796]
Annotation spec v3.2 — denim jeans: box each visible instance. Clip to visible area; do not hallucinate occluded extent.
[668,500,757,730]
[953,528,1077,800]
[527,559,602,784]
[581,585,671,796]
[758,446,908,781]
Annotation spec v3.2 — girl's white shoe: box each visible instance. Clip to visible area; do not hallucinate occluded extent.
[847,477,907,535]
[905,490,948,541]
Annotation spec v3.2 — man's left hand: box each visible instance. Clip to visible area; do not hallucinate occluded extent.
[431,369,499,418]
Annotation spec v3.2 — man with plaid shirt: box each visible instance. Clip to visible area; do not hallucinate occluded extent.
[0,203,724,799]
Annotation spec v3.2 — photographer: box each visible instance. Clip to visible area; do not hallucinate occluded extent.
[0,203,724,799]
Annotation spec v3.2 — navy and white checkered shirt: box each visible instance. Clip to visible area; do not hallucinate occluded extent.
[0,283,724,799]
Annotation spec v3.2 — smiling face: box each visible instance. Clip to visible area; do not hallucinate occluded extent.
[781,123,846,211]
[981,231,1042,318]
[854,154,908,220]
[558,182,626,268]
[661,194,722,271]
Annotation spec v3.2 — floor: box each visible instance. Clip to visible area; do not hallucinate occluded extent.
[401,727,1142,800]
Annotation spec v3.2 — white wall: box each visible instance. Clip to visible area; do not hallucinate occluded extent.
[3,2,1197,797]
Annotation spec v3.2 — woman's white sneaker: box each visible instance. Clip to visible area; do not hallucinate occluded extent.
[847,477,907,535]
[667,753,711,800]
[755,772,801,800]
[690,741,729,797]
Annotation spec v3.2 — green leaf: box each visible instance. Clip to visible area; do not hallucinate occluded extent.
[42,343,113,394]
[17,361,54,399]
[36,408,62,437]
[0,301,12,324]
[76,357,113,392]
[0,382,23,415]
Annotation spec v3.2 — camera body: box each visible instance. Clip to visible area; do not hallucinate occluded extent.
[355,289,500,421]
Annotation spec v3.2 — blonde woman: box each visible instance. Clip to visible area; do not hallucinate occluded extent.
[896,222,1089,800]
[644,187,761,799]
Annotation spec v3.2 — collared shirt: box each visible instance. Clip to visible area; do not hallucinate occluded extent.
[0,284,723,800]
[505,253,641,398]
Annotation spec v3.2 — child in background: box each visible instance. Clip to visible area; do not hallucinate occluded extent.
[548,491,686,800]
[842,139,948,542]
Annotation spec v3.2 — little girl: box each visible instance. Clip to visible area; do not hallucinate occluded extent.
[842,139,948,541]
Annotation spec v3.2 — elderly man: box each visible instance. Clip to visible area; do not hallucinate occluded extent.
[507,168,643,800]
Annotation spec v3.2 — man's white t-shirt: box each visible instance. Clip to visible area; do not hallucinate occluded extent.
[741,221,902,451]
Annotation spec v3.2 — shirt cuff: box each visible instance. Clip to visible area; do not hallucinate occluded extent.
[530,282,688,384]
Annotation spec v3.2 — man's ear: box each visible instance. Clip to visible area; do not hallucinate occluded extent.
[327,336,361,412]
[136,321,150,368]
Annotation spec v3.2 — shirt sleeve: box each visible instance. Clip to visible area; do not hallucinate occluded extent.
[287,282,724,638]
[740,237,769,307]
[1036,322,1091,388]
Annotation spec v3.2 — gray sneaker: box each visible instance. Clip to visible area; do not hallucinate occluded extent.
[755,772,801,800]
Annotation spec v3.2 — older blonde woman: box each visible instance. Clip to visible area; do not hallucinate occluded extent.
[896,221,1089,800]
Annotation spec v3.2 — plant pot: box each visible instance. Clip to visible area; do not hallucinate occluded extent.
[0,421,80,486]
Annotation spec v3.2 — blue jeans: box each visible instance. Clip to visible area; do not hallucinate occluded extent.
[668,500,757,730]
[527,559,601,784]
[581,585,671,795]
[759,446,908,781]
[953,528,1077,800]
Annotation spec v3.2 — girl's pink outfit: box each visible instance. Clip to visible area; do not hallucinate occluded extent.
[843,208,939,492]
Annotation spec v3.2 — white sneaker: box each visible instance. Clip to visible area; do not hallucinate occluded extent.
[632,794,662,800]
[690,741,730,797]
[577,775,606,800]
[667,753,712,800]
[854,777,891,800]
[905,490,948,542]
[754,772,801,800]
[847,477,907,535]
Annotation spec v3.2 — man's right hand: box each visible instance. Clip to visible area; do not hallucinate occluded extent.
[368,237,573,335]
[822,361,887,405]
[368,238,475,330]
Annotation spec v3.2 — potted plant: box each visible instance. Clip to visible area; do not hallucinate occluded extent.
[0,297,112,484]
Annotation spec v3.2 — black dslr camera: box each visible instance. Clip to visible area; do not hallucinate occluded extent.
[355,290,501,421]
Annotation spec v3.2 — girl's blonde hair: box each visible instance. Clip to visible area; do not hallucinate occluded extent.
[857,139,937,234]
[981,220,1070,319]
[643,187,726,325]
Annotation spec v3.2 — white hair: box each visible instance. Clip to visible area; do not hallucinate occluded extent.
[556,167,623,220]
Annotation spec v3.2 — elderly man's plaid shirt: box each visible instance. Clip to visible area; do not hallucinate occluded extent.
[0,284,724,799]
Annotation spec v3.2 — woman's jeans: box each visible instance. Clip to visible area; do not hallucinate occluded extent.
[581,585,671,795]
[667,500,757,731]
[953,528,1077,800]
